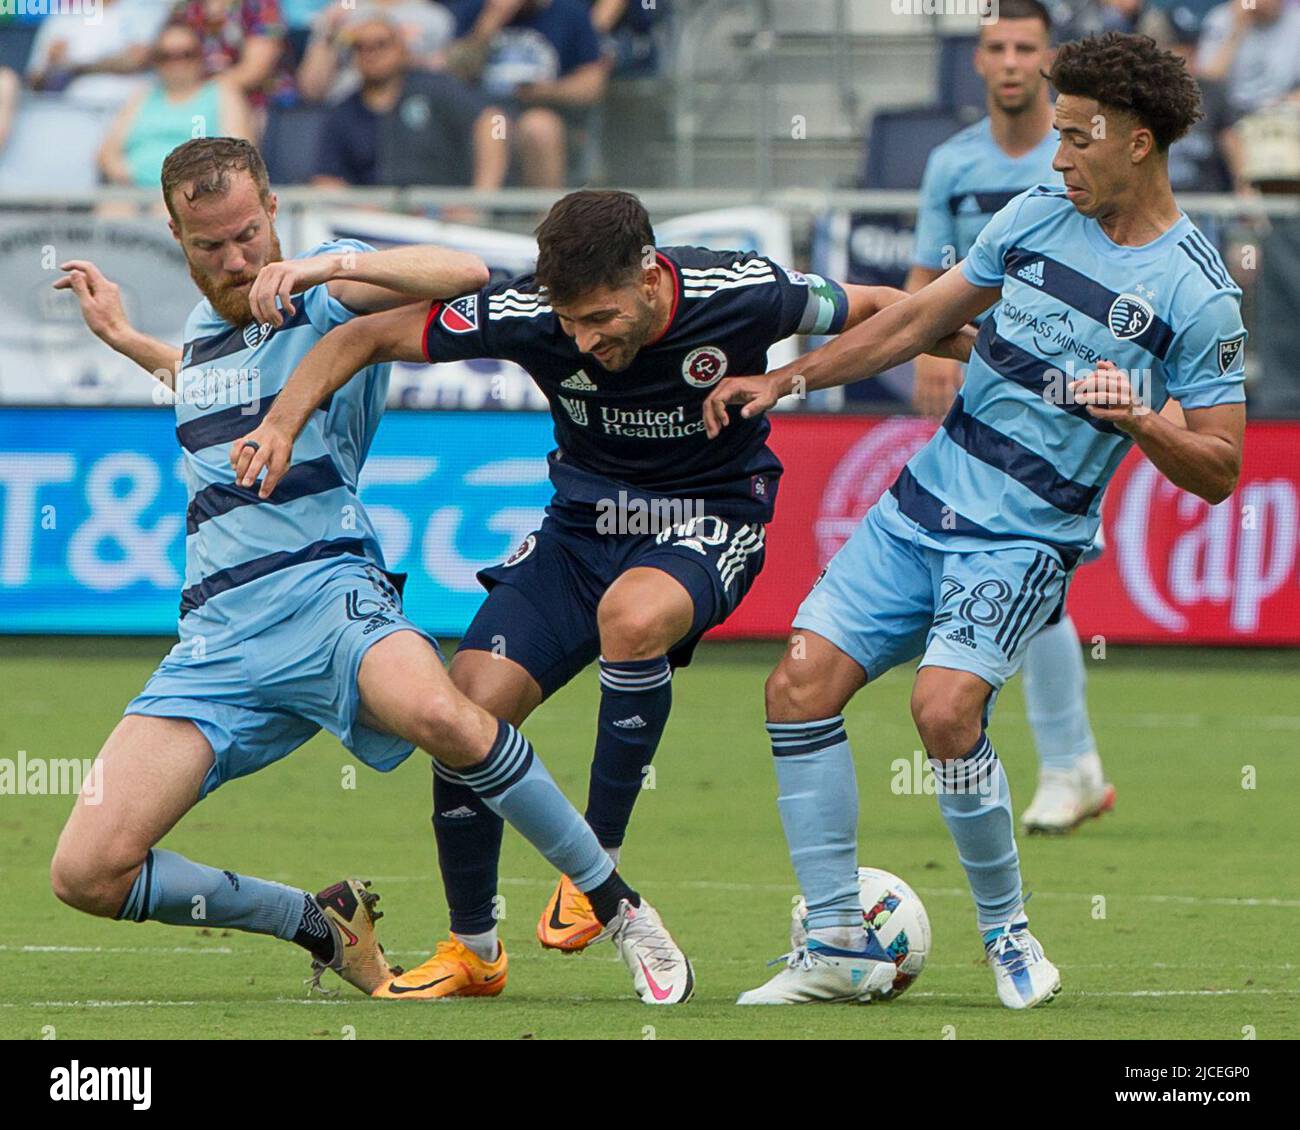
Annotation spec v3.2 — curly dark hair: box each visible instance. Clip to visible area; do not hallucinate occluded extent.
[1049,32,1202,152]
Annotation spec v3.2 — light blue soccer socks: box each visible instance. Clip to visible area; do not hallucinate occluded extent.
[930,732,1024,932]
[436,719,623,904]
[768,716,863,930]
[117,848,308,941]
[1021,613,1097,773]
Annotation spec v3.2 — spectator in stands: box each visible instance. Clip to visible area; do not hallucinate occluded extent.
[25,0,168,109]
[1197,0,1300,116]
[0,66,17,157]
[444,0,607,186]
[297,0,456,104]
[98,21,253,187]
[589,0,663,76]
[311,11,506,190]
[175,0,296,112]
[1158,15,1240,193]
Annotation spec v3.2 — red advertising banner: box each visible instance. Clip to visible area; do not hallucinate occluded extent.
[711,415,1300,646]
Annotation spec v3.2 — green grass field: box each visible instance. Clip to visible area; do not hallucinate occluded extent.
[1,637,1297,1040]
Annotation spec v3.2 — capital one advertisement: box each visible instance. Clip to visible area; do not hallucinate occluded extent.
[712,416,1300,646]
[0,408,1296,645]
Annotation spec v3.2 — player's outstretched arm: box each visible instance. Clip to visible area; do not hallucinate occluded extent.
[52,260,181,387]
[248,245,490,327]
[1071,361,1244,505]
[841,283,976,364]
[230,302,429,497]
[703,268,996,438]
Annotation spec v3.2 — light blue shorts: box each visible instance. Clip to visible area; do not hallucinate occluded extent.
[794,502,1069,693]
[126,563,440,799]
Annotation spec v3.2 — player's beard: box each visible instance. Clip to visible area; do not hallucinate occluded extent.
[189,229,284,326]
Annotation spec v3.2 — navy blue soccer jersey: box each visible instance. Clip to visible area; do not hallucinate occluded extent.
[421,246,849,523]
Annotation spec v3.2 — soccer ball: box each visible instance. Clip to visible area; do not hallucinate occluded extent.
[790,866,931,999]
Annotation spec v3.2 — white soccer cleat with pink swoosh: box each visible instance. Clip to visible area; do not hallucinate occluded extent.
[609,898,695,1005]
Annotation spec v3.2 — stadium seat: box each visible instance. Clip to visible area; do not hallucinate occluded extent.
[0,22,38,74]
[859,106,967,190]
[937,34,983,114]
[260,102,331,185]
[0,95,110,192]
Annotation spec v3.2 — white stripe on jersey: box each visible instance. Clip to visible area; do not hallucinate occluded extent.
[488,306,553,320]
[683,273,776,298]
[488,288,547,305]
[679,259,772,280]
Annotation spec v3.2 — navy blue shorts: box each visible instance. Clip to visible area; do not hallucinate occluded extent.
[459,508,766,698]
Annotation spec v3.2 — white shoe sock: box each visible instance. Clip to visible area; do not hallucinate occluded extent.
[453,928,499,962]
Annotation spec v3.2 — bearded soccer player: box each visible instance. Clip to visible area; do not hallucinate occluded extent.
[51,138,695,1007]
[231,188,975,998]
[704,33,1246,1009]
[910,0,1115,834]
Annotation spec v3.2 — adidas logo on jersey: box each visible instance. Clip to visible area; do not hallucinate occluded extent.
[561,369,598,392]
[613,715,647,729]
[1016,260,1045,287]
[945,625,977,649]
[440,806,478,819]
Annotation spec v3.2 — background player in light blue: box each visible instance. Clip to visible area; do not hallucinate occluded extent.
[908,0,1114,835]
[50,137,696,1006]
[705,33,1247,1009]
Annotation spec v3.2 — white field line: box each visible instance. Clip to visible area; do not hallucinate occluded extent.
[361,876,1300,909]
[5,988,1299,1010]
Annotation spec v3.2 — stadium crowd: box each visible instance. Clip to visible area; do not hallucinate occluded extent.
[0,0,663,188]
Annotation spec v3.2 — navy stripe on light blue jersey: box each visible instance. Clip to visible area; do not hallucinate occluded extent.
[1177,231,1231,290]
[889,467,1083,570]
[184,303,313,368]
[176,390,332,454]
[1003,247,1175,361]
[185,455,344,534]
[941,397,1100,516]
[767,716,847,757]
[974,318,1121,435]
[179,535,369,617]
[946,189,1021,217]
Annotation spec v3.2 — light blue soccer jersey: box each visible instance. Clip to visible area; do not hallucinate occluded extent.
[173,239,393,650]
[884,185,1247,568]
[913,117,1060,271]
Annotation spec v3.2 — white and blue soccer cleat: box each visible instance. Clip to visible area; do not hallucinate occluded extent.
[737,929,898,1005]
[984,921,1061,1009]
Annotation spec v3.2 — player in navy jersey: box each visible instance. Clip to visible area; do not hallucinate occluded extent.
[910,0,1116,836]
[51,139,698,1008]
[235,189,976,998]
[706,33,1246,1008]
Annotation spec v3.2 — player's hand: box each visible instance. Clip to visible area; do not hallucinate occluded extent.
[911,355,963,419]
[702,374,792,439]
[52,260,131,347]
[247,254,337,327]
[1070,360,1150,432]
[229,420,295,499]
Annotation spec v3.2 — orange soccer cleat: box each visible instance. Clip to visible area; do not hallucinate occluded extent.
[536,874,605,953]
[372,938,508,1000]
